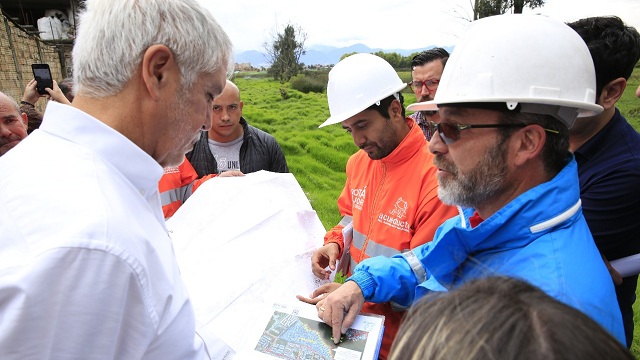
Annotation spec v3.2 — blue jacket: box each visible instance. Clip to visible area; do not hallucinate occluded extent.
[350,158,626,345]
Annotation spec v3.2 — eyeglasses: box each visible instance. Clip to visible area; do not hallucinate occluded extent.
[409,79,439,93]
[429,122,559,145]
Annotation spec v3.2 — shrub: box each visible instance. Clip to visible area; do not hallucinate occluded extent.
[279,87,289,100]
[290,74,326,94]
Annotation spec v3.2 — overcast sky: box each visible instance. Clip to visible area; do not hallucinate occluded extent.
[197,0,640,53]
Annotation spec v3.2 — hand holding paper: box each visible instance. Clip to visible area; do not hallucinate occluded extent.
[311,243,340,279]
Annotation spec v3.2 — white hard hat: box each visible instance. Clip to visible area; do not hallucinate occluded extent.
[407,14,603,128]
[319,53,406,128]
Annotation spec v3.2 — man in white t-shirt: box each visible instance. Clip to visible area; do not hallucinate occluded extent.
[0,0,233,358]
[188,80,289,176]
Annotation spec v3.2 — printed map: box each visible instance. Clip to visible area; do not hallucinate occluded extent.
[255,310,368,360]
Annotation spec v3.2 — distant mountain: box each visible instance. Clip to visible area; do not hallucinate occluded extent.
[234,50,268,68]
[234,43,454,68]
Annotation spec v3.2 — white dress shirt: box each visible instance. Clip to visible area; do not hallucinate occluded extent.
[0,102,206,359]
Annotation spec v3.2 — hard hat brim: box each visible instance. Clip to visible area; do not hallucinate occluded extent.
[319,83,407,128]
[407,98,603,124]
[406,100,438,112]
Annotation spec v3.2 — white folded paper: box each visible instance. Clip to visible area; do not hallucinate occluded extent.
[167,171,330,358]
[610,253,640,278]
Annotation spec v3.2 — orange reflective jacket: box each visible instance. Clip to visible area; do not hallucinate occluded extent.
[324,120,458,359]
[158,156,214,219]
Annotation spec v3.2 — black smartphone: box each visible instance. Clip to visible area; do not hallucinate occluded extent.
[31,64,53,95]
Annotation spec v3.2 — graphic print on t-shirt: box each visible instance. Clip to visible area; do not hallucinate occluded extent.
[214,154,240,172]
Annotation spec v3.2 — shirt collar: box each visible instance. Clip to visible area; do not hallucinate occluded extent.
[379,119,425,168]
[39,102,164,197]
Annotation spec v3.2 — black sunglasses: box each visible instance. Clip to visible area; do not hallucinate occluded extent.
[429,122,559,145]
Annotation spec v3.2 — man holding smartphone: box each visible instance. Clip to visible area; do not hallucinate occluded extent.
[20,78,72,133]
[21,78,72,105]
[0,0,234,359]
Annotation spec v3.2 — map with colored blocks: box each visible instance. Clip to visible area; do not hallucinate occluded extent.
[256,310,369,360]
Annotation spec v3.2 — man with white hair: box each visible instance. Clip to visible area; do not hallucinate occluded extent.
[0,0,233,358]
[314,14,626,346]
[0,92,28,156]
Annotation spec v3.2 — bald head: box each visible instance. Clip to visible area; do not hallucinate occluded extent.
[0,92,28,156]
[209,80,244,143]
[0,92,20,113]
[222,80,240,97]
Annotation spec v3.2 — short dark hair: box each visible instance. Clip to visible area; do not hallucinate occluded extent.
[366,92,405,119]
[410,47,450,71]
[389,276,633,360]
[23,106,43,134]
[58,77,74,102]
[498,111,570,176]
[567,16,640,97]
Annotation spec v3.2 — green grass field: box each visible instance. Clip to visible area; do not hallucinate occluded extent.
[235,67,640,355]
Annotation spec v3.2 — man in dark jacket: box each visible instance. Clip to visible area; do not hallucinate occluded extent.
[187,80,288,176]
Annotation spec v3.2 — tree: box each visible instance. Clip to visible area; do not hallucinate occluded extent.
[372,51,405,69]
[340,51,413,70]
[473,0,545,20]
[264,23,307,82]
[340,52,358,62]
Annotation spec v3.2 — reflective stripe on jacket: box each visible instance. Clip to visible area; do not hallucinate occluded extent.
[159,156,214,219]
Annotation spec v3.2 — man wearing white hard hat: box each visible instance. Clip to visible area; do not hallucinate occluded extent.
[297,53,457,359]
[313,14,626,347]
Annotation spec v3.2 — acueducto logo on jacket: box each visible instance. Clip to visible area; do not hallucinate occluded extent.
[378,197,410,232]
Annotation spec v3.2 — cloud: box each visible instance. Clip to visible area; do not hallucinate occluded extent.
[199,0,640,52]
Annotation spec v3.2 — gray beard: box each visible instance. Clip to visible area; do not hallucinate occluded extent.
[437,138,509,209]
